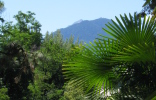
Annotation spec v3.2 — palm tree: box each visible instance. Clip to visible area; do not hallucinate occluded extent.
[63,13,156,99]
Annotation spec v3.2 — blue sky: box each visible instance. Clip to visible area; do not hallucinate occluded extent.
[3,0,145,34]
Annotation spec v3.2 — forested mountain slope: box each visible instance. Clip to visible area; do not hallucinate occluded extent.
[55,18,112,43]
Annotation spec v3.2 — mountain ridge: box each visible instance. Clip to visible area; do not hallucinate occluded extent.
[54,18,112,43]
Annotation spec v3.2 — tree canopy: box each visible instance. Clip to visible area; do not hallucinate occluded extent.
[1,0,156,99]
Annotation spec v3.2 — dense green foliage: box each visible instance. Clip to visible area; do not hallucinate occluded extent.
[0,9,85,99]
[0,0,156,100]
[63,81,88,100]
[27,31,76,99]
[0,11,41,99]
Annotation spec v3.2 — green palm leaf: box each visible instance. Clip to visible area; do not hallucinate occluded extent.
[63,13,156,99]
[103,14,156,64]
[63,39,118,96]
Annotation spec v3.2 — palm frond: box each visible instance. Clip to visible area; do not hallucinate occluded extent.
[63,13,156,99]
[63,38,118,96]
[103,14,156,64]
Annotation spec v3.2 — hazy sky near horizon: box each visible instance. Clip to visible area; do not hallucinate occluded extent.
[3,0,145,34]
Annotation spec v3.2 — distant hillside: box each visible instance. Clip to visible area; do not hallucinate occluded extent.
[54,18,112,43]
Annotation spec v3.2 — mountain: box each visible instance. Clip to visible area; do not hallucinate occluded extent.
[55,18,112,43]
[73,19,83,24]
